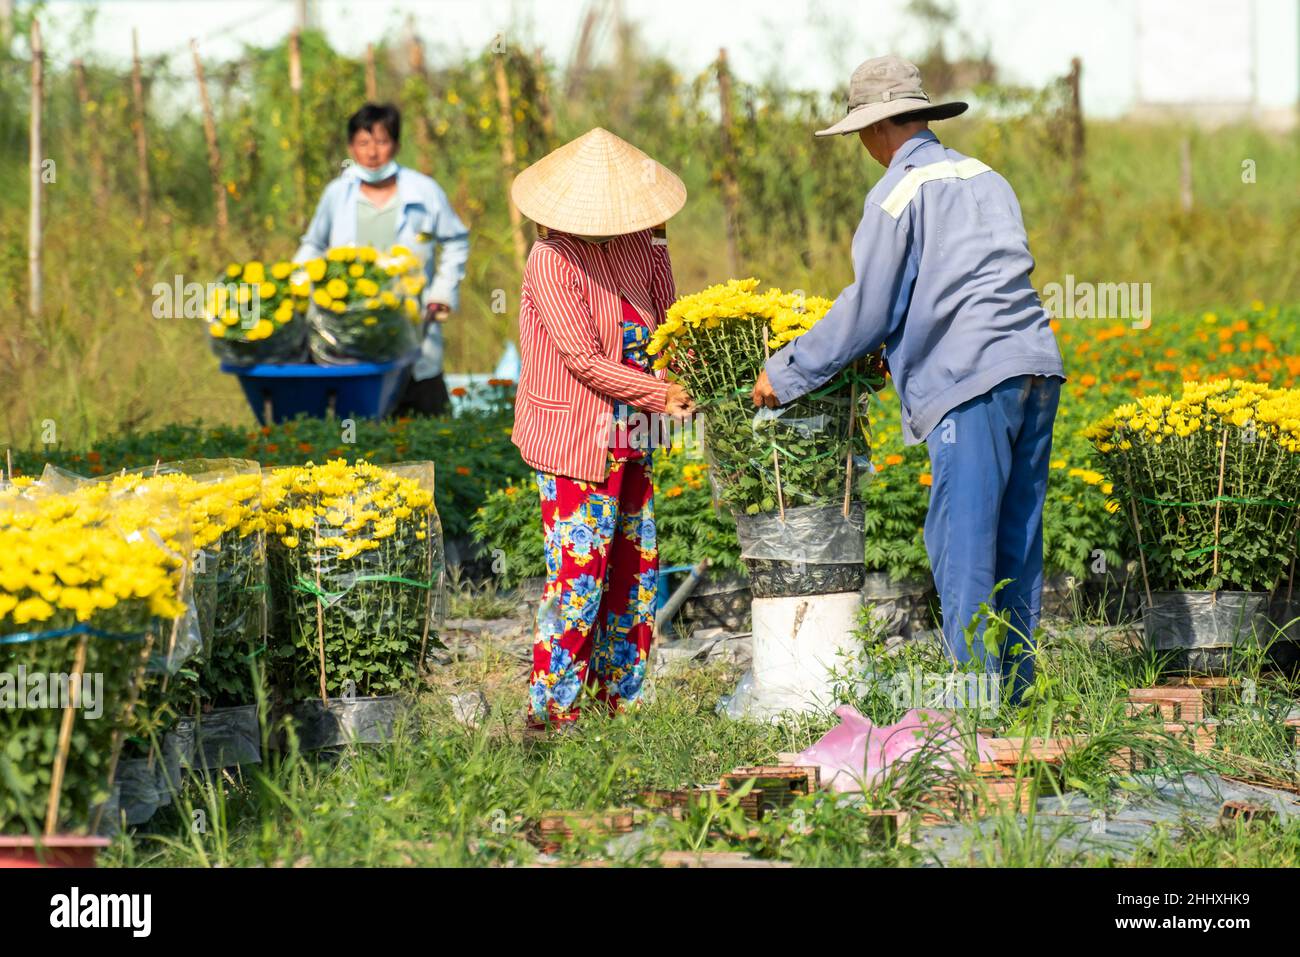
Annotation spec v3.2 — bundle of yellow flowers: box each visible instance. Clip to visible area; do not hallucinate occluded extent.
[647,278,878,516]
[0,484,190,835]
[1085,378,1300,591]
[207,259,311,366]
[261,459,444,700]
[304,245,426,364]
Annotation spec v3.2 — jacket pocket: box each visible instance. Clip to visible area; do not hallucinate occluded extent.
[526,389,568,412]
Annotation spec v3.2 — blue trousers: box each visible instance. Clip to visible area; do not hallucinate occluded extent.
[923,374,1061,705]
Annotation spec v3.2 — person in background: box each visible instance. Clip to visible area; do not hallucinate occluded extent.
[509,128,695,733]
[296,103,470,416]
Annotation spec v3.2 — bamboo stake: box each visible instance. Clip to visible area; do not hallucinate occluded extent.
[45,635,89,835]
[716,48,742,276]
[493,44,528,276]
[1211,429,1229,586]
[73,59,109,208]
[192,40,228,247]
[365,43,377,100]
[1180,136,1193,213]
[130,29,150,224]
[843,380,857,518]
[763,326,785,520]
[28,18,42,318]
[315,545,328,704]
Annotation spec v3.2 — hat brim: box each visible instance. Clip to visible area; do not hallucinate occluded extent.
[814,98,968,137]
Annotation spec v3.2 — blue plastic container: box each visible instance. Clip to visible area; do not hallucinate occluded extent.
[221,355,414,425]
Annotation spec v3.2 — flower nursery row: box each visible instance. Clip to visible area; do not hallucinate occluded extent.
[13,301,1300,595]
[0,458,445,838]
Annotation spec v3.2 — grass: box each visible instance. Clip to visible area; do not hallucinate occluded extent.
[98,598,1300,868]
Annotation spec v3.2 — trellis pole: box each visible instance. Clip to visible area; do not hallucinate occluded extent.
[28,17,42,317]
[192,39,229,247]
[131,29,151,223]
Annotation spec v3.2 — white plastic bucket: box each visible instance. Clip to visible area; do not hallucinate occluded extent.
[746,591,863,719]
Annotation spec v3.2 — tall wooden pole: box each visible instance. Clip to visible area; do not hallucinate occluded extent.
[289,29,306,226]
[73,59,109,208]
[1179,136,1194,213]
[365,43,377,100]
[406,19,433,172]
[532,48,557,149]
[131,29,151,223]
[1067,57,1084,192]
[28,18,43,317]
[192,40,229,246]
[716,48,742,276]
[493,46,528,275]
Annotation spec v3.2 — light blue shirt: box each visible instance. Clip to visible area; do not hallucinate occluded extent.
[766,131,1064,444]
[295,165,471,380]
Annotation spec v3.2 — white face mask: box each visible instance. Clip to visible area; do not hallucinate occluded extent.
[350,160,399,184]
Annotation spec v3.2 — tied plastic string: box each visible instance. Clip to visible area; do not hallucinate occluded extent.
[292,573,439,603]
[1140,495,1298,508]
[0,622,149,645]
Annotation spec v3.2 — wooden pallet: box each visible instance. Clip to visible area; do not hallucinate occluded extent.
[532,809,636,852]
[720,765,819,814]
[1126,686,1207,723]
[922,774,1041,824]
[1112,720,1219,772]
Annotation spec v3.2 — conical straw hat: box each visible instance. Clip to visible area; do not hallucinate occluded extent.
[511,127,687,237]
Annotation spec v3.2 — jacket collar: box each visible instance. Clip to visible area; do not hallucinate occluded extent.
[889,130,941,170]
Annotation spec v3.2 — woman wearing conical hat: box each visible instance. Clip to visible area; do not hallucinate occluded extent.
[510,127,695,732]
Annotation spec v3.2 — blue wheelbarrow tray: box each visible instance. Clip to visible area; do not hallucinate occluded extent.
[221,354,415,425]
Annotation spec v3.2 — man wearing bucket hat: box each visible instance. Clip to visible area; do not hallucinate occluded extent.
[752,56,1066,705]
[510,128,696,731]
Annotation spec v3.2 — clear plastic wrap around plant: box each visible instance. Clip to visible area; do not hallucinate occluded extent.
[702,385,872,516]
[264,460,446,702]
[1142,590,1272,650]
[17,469,201,677]
[209,316,308,367]
[307,300,422,365]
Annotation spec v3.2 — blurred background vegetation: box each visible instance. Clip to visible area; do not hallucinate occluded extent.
[0,0,1297,448]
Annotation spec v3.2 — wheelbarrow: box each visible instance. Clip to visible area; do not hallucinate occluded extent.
[220,354,415,425]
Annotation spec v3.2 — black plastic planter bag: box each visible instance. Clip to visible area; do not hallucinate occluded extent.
[734,502,866,599]
[292,695,407,750]
[195,704,262,769]
[1143,590,1271,672]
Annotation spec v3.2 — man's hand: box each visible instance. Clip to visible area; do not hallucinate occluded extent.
[752,370,781,408]
[665,382,696,417]
[426,302,451,323]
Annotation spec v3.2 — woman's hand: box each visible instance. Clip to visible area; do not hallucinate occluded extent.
[664,382,695,418]
[751,370,781,408]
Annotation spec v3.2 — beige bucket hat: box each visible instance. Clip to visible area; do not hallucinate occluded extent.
[511,127,687,237]
[815,55,968,137]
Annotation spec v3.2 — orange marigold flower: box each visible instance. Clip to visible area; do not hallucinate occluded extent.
[919,474,932,487]
[455,465,471,476]
[451,387,468,397]
[884,454,904,466]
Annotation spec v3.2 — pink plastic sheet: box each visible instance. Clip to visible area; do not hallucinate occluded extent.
[794,706,997,793]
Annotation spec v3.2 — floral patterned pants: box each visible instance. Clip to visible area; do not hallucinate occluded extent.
[528,453,657,727]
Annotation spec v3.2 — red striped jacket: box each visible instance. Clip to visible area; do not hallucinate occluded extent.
[512,228,674,482]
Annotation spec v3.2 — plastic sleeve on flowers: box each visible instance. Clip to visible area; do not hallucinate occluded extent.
[526,243,671,414]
